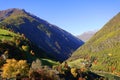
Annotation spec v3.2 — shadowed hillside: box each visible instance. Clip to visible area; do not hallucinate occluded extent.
[0,8,84,61]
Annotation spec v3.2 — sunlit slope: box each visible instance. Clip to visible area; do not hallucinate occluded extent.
[0,29,17,40]
[69,13,120,73]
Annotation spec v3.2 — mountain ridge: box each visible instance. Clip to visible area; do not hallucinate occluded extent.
[0,8,84,61]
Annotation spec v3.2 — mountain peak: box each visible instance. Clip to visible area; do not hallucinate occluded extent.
[77,30,97,42]
[0,8,24,13]
[0,8,26,20]
[0,8,26,13]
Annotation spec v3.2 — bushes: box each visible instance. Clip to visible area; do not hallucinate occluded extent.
[0,58,105,79]
[2,59,29,78]
[29,59,60,80]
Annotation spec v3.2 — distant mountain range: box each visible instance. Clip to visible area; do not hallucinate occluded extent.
[77,30,97,42]
[0,8,84,61]
[69,12,120,72]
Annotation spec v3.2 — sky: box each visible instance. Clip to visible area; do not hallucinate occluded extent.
[0,0,120,35]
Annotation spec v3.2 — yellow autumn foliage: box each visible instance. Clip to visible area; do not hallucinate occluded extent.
[2,59,29,78]
[108,53,112,56]
[71,67,77,77]
[22,45,30,51]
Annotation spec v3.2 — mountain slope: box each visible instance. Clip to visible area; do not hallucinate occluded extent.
[69,13,120,73]
[0,28,59,67]
[0,8,84,61]
[77,30,97,42]
[0,28,36,62]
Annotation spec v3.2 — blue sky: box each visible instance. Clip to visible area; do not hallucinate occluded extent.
[0,0,120,35]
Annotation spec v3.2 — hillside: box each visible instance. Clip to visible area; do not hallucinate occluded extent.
[0,29,17,40]
[0,8,84,61]
[77,30,97,42]
[0,28,51,62]
[0,28,33,62]
[69,13,120,74]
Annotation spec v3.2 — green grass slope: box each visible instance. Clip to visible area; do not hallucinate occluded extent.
[0,29,17,40]
[0,28,35,61]
[68,13,120,74]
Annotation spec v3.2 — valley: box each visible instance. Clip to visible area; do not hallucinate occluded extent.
[0,8,120,80]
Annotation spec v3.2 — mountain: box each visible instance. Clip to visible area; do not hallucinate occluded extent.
[69,13,120,73]
[0,8,84,61]
[77,30,97,42]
